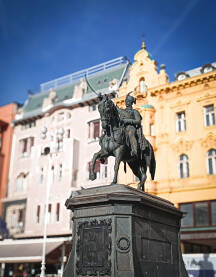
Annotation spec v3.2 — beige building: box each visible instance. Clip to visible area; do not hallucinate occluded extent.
[116,40,216,254]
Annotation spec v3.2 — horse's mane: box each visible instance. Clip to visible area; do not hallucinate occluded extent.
[98,95,119,121]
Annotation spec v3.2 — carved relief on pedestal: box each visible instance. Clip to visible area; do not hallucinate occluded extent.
[171,137,193,153]
[201,132,216,149]
[76,218,112,276]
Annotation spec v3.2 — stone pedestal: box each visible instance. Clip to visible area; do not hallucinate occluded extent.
[63,184,188,277]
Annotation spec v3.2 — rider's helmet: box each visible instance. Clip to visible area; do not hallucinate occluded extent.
[126,92,136,104]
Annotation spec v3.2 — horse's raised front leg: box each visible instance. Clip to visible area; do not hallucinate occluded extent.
[89,150,102,181]
[112,147,124,185]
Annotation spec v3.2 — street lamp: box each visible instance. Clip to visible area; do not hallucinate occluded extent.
[40,145,52,277]
[39,127,65,277]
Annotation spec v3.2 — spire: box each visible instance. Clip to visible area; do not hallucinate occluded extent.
[141,34,146,50]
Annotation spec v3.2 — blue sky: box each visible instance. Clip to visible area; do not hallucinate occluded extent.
[0,0,215,106]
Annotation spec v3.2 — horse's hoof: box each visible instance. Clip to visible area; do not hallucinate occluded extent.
[137,184,144,191]
[89,172,96,181]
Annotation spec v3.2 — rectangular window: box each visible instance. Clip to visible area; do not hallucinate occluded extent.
[195,202,209,226]
[30,137,34,149]
[88,120,100,140]
[204,104,215,126]
[22,138,28,154]
[66,129,70,138]
[211,201,216,225]
[58,164,63,181]
[180,203,194,227]
[20,137,35,157]
[180,201,216,228]
[93,121,100,139]
[47,204,52,223]
[150,124,154,136]
[176,111,186,132]
[36,205,40,224]
[11,210,16,228]
[18,209,24,223]
[72,139,79,185]
[101,161,108,179]
[56,203,60,222]
[104,165,108,178]
[40,168,44,184]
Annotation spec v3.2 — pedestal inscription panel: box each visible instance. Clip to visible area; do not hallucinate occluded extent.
[76,218,112,276]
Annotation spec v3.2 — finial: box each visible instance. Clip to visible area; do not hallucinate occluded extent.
[141,34,146,49]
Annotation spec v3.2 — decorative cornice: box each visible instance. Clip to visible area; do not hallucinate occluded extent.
[149,71,216,97]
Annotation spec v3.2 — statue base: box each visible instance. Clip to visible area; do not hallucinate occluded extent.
[63,184,188,277]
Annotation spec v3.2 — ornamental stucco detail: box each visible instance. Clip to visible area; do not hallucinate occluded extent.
[171,138,193,153]
[201,132,216,149]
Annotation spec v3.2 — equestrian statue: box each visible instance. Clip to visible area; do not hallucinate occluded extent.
[89,92,156,191]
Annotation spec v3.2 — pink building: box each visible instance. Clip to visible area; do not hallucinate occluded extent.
[0,57,129,276]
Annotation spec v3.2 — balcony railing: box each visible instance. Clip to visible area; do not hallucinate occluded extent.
[40,57,126,92]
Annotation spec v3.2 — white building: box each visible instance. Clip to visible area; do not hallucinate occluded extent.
[1,57,129,276]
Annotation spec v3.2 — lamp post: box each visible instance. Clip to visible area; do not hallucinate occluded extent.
[40,147,52,277]
[40,127,64,277]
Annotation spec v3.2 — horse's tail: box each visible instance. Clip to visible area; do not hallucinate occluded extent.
[124,161,127,173]
[149,142,156,180]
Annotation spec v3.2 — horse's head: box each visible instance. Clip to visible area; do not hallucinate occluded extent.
[98,95,118,129]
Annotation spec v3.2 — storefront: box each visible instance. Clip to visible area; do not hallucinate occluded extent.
[0,237,71,277]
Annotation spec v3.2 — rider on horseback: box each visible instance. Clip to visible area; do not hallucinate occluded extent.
[118,92,148,158]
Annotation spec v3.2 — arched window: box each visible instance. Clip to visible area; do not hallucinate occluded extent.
[139,78,146,93]
[179,154,189,178]
[207,149,216,175]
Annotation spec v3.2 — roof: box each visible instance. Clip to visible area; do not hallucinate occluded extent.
[141,104,155,109]
[19,61,128,121]
[175,61,216,80]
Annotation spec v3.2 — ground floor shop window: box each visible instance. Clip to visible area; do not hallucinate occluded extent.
[180,200,216,228]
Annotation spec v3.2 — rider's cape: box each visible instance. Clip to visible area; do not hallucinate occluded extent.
[119,108,156,180]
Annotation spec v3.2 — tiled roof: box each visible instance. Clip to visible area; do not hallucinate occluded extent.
[185,62,216,77]
[21,63,128,119]
[175,62,216,80]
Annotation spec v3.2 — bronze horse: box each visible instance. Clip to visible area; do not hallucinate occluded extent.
[89,95,156,191]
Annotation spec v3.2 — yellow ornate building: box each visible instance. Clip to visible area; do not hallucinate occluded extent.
[116,40,216,253]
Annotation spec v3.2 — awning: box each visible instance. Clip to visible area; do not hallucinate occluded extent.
[0,237,70,263]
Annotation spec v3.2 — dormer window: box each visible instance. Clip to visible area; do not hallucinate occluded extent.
[201,64,214,74]
[176,72,189,81]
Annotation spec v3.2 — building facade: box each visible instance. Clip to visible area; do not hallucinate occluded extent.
[1,41,216,276]
[1,57,129,276]
[116,41,216,254]
[0,103,18,218]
